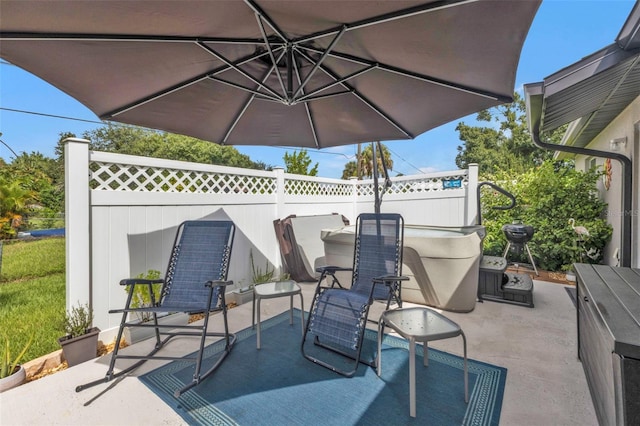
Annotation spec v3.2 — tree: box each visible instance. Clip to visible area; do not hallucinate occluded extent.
[65,123,270,170]
[341,143,393,179]
[341,161,357,180]
[0,152,63,230]
[283,149,318,176]
[0,177,34,238]
[455,92,555,174]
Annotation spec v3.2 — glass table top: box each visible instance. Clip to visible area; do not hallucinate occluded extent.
[254,280,300,296]
[381,307,461,341]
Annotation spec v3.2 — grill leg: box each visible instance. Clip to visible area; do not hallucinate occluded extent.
[502,242,511,258]
[525,243,539,276]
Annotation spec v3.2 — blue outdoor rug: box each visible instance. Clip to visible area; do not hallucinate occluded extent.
[140,309,507,425]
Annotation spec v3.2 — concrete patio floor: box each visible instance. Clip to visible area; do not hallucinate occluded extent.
[0,279,596,425]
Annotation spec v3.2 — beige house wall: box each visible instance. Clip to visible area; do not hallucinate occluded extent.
[573,95,640,267]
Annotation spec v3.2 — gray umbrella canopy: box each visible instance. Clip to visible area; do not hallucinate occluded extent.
[0,0,539,149]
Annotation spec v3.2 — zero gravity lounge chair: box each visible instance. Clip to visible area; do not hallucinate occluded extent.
[302,213,407,377]
[77,220,236,397]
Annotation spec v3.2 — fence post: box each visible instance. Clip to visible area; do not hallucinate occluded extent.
[274,167,285,219]
[466,163,479,226]
[349,177,359,220]
[64,138,91,314]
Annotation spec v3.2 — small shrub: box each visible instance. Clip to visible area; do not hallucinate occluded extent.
[250,249,274,285]
[124,269,162,322]
[62,303,94,338]
[0,333,33,379]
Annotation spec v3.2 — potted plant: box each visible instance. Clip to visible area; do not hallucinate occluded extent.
[124,269,163,324]
[123,270,189,344]
[58,303,100,367]
[232,250,275,305]
[0,333,33,393]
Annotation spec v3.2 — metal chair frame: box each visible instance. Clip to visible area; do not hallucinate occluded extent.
[77,220,236,397]
[301,213,407,377]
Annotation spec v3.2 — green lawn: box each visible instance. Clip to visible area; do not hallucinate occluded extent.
[0,238,66,362]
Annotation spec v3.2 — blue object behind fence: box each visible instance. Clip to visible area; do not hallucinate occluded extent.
[443,179,463,189]
[29,228,65,237]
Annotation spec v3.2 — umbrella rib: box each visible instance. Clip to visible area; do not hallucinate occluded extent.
[349,91,413,139]
[296,49,413,139]
[0,32,268,45]
[299,45,512,103]
[244,0,288,42]
[293,0,476,44]
[256,13,287,99]
[291,51,320,148]
[207,46,285,78]
[208,77,282,103]
[104,75,209,119]
[4,32,292,104]
[196,42,283,101]
[101,47,284,119]
[222,51,287,144]
[292,25,347,100]
[296,65,377,102]
[296,91,353,103]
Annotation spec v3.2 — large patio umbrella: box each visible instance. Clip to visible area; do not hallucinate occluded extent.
[0,0,540,150]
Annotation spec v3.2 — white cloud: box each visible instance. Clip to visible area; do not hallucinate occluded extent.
[419,166,440,174]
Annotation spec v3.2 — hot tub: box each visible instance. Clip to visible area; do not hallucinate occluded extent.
[321,224,485,312]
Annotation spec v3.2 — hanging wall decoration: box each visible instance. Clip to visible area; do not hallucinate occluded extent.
[603,158,612,190]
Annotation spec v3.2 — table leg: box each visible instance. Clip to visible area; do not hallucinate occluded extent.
[410,337,416,418]
[257,298,262,349]
[377,317,384,376]
[462,331,468,403]
[289,295,293,325]
[299,293,305,336]
[251,291,256,328]
[424,342,428,366]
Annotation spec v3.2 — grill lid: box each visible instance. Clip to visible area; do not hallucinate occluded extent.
[502,223,534,244]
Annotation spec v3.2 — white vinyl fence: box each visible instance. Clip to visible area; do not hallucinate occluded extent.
[64,138,479,333]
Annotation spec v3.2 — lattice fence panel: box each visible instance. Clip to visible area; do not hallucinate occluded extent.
[390,174,469,193]
[90,161,277,194]
[285,179,353,196]
[357,174,469,196]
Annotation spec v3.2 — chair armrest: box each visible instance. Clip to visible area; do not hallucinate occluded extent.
[316,266,353,273]
[206,280,234,288]
[119,278,164,286]
[373,275,409,283]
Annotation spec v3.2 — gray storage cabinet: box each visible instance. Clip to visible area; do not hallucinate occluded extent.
[575,264,640,426]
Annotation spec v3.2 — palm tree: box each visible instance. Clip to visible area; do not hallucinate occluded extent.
[358,143,393,179]
[341,143,394,179]
[0,178,34,237]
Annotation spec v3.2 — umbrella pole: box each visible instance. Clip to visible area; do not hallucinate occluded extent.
[373,142,380,214]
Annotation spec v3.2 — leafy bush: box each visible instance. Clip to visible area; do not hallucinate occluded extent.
[480,160,612,271]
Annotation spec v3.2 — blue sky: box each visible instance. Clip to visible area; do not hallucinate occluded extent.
[0,1,636,178]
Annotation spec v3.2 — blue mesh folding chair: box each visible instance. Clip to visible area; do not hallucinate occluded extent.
[77,220,236,397]
[301,213,407,377]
